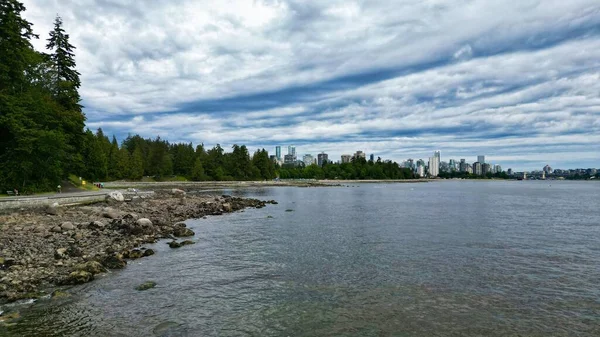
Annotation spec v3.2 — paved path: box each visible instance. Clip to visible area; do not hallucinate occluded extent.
[0,190,109,202]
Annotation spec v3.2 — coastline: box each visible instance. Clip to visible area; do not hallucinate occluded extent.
[0,189,275,305]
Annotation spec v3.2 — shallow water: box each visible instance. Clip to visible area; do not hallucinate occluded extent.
[3,181,600,336]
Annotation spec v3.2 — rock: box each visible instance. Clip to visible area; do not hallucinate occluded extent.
[89,221,105,229]
[107,191,124,202]
[173,222,186,228]
[60,222,75,231]
[66,245,83,257]
[143,249,155,257]
[171,189,186,198]
[102,254,127,269]
[135,281,157,291]
[51,289,70,299]
[168,241,182,249]
[45,203,59,215]
[54,248,68,259]
[102,208,120,219]
[65,270,94,285]
[285,209,294,212]
[136,218,153,227]
[222,203,232,212]
[181,240,195,246]
[77,261,105,275]
[173,227,195,237]
[126,249,144,259]
[124,213,139,221]
[50,226,63,233]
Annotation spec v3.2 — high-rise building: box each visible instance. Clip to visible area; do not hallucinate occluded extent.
[494,165,502,173]
[354,151,366,160]
[449,159,456,171]
[543,165,553,174]
[434,151,441,162]
[417,165,425,177]
[284,154,296,165]
[369,154,375,162]
[482,163,491,175]
[459,159,467,172]
[303,154,314,167]
[478,155,485,164]
[507,168,513,176]
[341,154,352,163]
[467,164,473,174]
[473,162,482,175]
[275,146,281,160]
[288,146,296,157]
[428,156,439,177]
[317,153,328,167]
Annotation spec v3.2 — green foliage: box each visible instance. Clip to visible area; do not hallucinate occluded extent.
[278,159,415,180]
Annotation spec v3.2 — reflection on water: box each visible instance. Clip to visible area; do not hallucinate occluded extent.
[3,181,600,336]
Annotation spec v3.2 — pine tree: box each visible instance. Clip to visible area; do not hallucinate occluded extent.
[46,15,81,111]
[0,0,38,94]
[130,147,144,180]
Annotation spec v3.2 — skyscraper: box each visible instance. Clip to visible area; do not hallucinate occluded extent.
[303,154,314,167]
[478,155,485,164]
[341,155,352,163]
[369,154,375,162]
[275,146,281,160]
[288,145,296,157]
[434,150,441,162]
[317,153,328,166]
[429,156,439,177]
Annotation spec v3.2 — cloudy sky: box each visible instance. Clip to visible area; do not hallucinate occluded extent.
[22,0,600,170]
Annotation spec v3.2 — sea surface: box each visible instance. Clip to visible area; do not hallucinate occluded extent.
[2,181,600,336]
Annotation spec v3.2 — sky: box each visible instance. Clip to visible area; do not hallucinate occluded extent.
[22,0,600,171]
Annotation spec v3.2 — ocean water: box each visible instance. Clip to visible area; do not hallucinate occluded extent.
[3,181,600,336]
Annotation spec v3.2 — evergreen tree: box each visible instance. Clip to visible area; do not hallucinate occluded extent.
[46,15,81,111]
[190,157,206,181]
[129,147,144,180]
[0,0,38,94]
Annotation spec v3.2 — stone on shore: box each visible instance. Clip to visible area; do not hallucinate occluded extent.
[168,241,182,248]
[45,203,60,215]
[143,249,155,257]
[171,189,186,198]
[102,254,127,269]
[65,270,94,285]
[54,248,68,259]
[173,227,194,237]
[107,191,124,202]
[102,207,121,219]
[50,226,63,233]
[76,261,106,275]
[60,222,75,231]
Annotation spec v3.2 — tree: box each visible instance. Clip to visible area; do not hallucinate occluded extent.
[129,147,144,180]
[0,0,38,94]
[46,15,81,111]
[190,157,207,181]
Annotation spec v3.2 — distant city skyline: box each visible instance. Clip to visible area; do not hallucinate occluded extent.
[268,145,597,172]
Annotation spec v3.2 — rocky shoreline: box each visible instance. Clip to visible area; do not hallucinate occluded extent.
[0,189,276,304]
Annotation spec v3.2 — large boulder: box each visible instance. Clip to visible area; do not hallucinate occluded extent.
[222,203,232,212]
[107,191,124,202]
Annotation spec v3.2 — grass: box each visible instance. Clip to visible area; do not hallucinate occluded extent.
[68,174,100,191]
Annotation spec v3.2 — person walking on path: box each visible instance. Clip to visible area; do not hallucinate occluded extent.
[57,185,61,193]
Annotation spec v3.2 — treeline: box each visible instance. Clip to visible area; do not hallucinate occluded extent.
[1,2,85,192]
[437,171,510,179]
[279,158,416,180]
[83,131,277,182]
